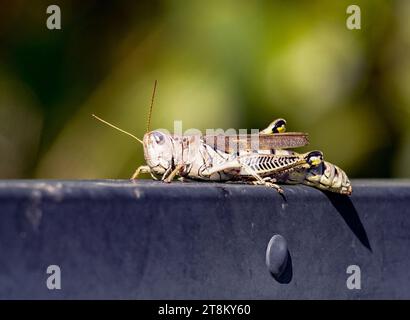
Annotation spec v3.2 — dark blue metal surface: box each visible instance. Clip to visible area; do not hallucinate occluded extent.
[0,179,409,299]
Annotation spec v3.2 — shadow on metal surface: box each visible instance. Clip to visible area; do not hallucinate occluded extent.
[272,251,293,284]
[325,192,372,252]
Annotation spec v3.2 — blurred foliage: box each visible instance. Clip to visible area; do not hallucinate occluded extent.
[0,0,409,179]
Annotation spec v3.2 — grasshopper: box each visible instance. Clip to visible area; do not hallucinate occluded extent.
[93,82,352,195]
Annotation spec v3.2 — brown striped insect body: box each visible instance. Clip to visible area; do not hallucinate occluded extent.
[93,82,352,195]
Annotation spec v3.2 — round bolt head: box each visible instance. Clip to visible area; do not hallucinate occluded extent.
[266,234,289,278]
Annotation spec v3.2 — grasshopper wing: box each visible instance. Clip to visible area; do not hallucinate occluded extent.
[203,132,309,153]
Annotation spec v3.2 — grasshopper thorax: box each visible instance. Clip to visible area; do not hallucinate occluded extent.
[143,130,175,175]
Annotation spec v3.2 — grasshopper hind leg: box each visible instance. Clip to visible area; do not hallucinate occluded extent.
[226,177,284,194]
[200,160,284,193]
[240,163,284,194]
[250,178,284,194]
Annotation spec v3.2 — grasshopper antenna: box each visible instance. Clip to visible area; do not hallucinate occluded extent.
[146,80,157,133]
[92,114,143,145]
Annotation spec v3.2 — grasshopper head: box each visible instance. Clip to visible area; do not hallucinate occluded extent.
[143,130,174,175]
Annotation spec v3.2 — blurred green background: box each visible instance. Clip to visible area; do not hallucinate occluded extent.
[0,0,409,179]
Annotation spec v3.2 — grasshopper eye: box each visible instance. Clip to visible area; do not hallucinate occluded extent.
[152,132,165,145]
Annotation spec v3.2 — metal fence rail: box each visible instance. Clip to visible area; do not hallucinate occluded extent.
[0,179,409,299]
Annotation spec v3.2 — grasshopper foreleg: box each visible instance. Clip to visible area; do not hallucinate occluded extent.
[163,164,185,183]
[131,165,158,180]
